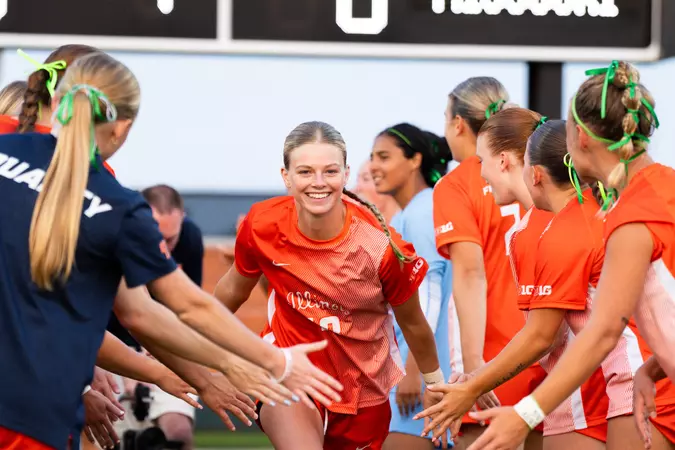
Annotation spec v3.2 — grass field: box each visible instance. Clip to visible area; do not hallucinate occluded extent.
[194,430,272,449]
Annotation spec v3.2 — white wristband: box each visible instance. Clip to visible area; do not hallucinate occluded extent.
[422,368,445,386]
[514,395,545,430]
[82,385,92,396]
[274,348,293,383]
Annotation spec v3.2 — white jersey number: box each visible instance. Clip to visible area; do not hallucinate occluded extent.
[500,204,521,256]
[308,315,342,334]
[335,0,388,35]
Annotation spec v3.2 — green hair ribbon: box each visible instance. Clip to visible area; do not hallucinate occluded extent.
[485,99,506,119]
[572,60,661,210]
[563,153,585,204]
[596,181,609,205]
[535,116,548,130]
[54,84,118,169]
[17,49,66,98]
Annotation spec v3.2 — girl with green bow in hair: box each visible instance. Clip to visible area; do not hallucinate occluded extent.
[0,51,344,450]
[443,61,675,450]
[434,77,545,450]
[418,106,675,450]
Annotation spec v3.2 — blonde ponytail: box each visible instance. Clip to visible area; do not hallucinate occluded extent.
[27,52,140,291]
[29,93,92,290]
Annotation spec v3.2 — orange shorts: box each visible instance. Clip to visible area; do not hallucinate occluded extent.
[0,426,53,450]
[257,400,392,450]
[462,365,547,433]
[651,402,675,444]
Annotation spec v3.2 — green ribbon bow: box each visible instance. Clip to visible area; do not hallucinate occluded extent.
[18,49,67,98]
[485,99,506,119]
[563,153,585,204]
[572,61,663,209]
[596,181,609,205]
[536,116,548,130]
[54,84,118,169]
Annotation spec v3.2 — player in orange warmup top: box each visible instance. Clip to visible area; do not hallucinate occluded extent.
[431,77,545,449]
[462,61,675,450]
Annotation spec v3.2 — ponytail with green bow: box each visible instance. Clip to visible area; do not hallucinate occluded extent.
[571,60,659,211]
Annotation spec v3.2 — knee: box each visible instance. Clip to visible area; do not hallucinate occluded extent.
[156,413,194,448]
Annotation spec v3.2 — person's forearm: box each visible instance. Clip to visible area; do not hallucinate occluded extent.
[173,291,283,376]
[400,319,440,374]
[404,352,421,379]
[468,322,552,397]
[96,332,166,384]
[214,273,251,314]
[532,320,621,415]
[453,271,487,373]
[117,289,235,376]
[138,339,213,392]
[642,355,667,383]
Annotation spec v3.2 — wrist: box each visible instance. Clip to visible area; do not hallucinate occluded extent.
[266,346,287,379]
[422,367,445,386]
[514,395,545,430]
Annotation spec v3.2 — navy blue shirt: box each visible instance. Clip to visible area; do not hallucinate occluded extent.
[106,216,204,349]
[0,133,177,449]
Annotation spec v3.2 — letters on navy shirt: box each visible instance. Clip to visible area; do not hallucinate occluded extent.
[0,133,177,449]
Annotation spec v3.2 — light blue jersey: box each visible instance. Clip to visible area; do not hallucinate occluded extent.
[388,188,453,439]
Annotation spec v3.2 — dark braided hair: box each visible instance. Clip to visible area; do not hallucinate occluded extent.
[18,44,99,133]
[379,123,452,187]
[283,121,416,263]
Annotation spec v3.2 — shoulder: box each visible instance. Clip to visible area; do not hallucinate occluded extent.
[0,131,55,153]
[243,195,294,238]
[248,196,293,218]
[540,202,595,256]
[180,216,204,242]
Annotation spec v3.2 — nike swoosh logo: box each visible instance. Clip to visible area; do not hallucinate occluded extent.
[273,261,290,266]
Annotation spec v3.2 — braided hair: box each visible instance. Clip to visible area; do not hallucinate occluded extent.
[18,45,99,133]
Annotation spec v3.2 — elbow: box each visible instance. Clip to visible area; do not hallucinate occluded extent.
[176,292,215,329]
[116,304,146,334]
[595,320,626,356]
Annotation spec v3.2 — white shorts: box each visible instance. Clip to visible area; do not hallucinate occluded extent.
[148,386,197,421]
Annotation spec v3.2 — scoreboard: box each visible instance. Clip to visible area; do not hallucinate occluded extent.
[0,0,662,62]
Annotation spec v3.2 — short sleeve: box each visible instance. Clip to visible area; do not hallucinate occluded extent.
[379,228,429,307]
[530,233,591,311]
[403,196,446,274]
[433,172,481,259]
[234,213,262,278]
[605,193,675,263]
[115,201,177,288]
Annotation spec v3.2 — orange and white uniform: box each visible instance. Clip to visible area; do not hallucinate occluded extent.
[604,164,675,442]
[532,189,675,440]
[234,196,429,449]
[519,195,609,439]
[433,156,546,416]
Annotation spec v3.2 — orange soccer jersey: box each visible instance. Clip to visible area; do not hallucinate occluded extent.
[509,206,554,309]
[519,192,609,436]
[533,189,675,436]
[234,196,429,415]
[603,164,675,442]
[433,155,543,409]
